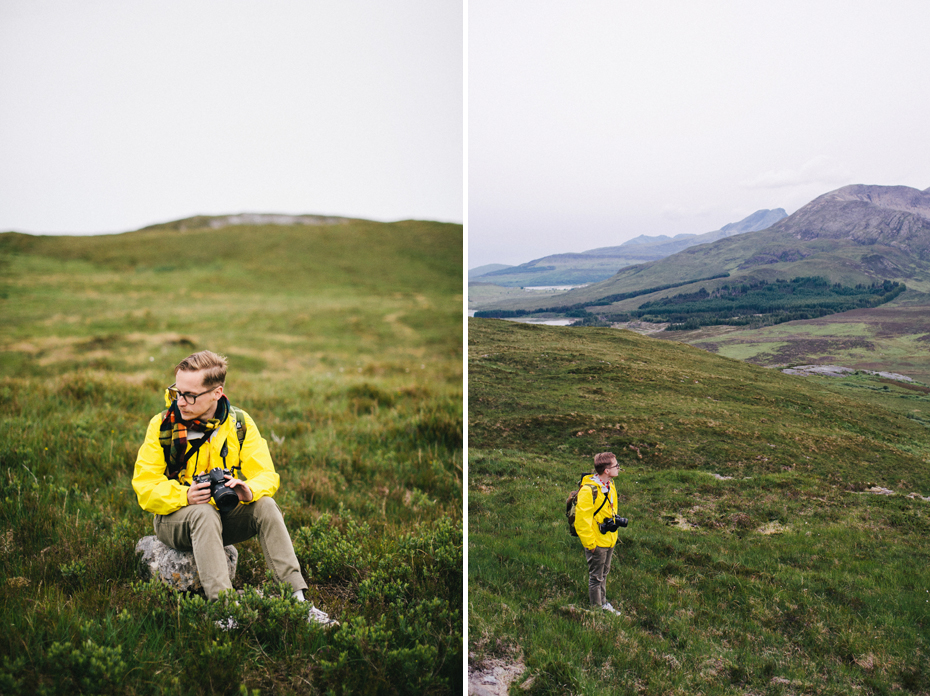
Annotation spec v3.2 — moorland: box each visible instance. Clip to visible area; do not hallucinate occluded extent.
[468,318,930,695]
[0,216,462,695]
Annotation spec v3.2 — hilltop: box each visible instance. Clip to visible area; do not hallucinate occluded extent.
[469,263,513,280]
[468,317,930,694]
[469,209,785,287]
[0,215,462,299]
[139,212,353,231]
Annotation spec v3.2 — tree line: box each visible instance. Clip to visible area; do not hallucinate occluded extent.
[573,277,906,329]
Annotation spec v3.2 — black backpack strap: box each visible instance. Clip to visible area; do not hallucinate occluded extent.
[233,407,246,448]
[221,407,247,478]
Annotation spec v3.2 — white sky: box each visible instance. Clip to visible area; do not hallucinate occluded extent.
[468,0,930,268]
[0,1,463,234]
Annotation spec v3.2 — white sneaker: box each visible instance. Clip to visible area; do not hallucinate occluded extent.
[602,602,621,615]
[307,605,339,627]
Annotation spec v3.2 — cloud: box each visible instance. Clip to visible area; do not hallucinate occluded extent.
[742,157,852,190]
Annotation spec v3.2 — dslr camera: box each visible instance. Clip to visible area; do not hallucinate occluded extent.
[599,515,629,533]
[192,468,240,513]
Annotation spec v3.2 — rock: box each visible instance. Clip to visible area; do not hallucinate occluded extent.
[468,658,526,696]
[781,365,915,382]
[782,365,855,378]
[135,536,237,592]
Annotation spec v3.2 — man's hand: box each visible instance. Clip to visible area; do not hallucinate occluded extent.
[187,479,212,505]
[224,475,254,502]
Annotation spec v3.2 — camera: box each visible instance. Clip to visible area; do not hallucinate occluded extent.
[599,515,629,533]
[192,468,240,513]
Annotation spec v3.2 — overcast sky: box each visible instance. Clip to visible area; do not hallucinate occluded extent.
[0,1,462,234]
[468,1,930,269]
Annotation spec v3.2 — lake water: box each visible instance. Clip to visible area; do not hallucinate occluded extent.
[467,310,572,326]
[505,317,574,326]
[523,285,588,291]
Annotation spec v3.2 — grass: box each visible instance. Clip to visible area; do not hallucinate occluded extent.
[681,297,930,382]
[0,218,463,695]
[468,318,930,695]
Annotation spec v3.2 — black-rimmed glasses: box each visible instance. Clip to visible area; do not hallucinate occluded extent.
[167,383,217,405]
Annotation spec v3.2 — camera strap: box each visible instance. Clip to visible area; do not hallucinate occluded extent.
[220,440,243,479]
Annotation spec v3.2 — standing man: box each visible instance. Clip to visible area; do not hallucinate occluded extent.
[132,350,336,626]
[574,452,623,615]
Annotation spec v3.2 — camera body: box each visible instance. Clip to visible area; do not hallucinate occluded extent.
[598,515,629,533]
[192,468,240,513]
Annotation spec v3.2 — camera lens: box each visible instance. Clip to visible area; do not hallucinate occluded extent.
[212,485,239,513]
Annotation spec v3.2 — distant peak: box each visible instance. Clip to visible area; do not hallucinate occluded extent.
[621,234,673,247]
[718,208,787,235]
[813,184,930,218]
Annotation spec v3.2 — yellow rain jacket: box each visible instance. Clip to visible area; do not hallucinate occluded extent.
[573,473,618,550]
[132,407,279,516]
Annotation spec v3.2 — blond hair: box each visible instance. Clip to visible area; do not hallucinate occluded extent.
[175,350,228,388]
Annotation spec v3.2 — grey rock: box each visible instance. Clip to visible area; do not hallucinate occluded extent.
[135,536,237,592]
[782,365,856,377]
[782,365,914,382]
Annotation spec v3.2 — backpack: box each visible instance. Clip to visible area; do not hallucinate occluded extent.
[565,473,609,537]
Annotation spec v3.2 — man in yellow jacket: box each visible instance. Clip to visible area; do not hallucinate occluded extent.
[574,451,623,615]
[132,350,335,625]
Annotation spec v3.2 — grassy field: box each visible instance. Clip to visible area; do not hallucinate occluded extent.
[677,297,930,383]
[468,318,930,695]
[0,219,463,695]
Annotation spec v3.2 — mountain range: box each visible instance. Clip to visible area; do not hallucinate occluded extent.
[475,185,930,309]
[471,183,930,380]
[469,208,786,287]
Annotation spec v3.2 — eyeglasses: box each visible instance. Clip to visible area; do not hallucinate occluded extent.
[167,383,217,405]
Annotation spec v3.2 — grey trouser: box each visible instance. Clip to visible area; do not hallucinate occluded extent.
[154,496,308,601]
[585,545,614,607]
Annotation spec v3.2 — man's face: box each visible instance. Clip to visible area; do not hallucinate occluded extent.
[173,369,223,421]
[601,459,620,480]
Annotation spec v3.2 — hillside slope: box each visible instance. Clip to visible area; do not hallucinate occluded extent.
[468,318,930,694]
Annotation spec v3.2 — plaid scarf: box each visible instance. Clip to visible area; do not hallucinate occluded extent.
[159,394,230,480]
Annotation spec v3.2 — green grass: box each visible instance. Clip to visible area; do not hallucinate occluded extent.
[681,297,930,382]
[0,219,462,695]
[468,318,930,695]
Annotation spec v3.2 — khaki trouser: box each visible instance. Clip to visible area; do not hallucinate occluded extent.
[584,545,614,607]
[154,496,308,601]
